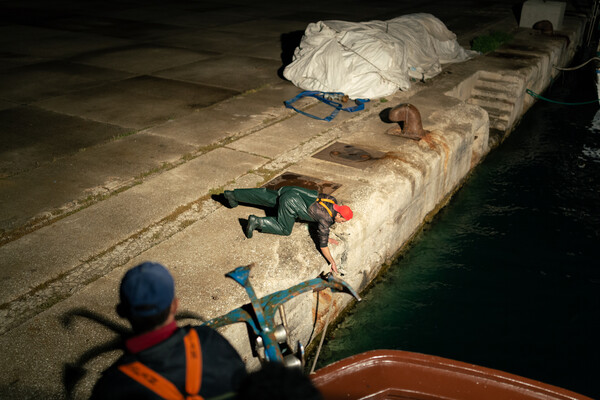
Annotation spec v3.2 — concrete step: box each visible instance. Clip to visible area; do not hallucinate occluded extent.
[477,75,522,87]
[466,100,511,131]
[485,106,511,120]
[485,107,511,131]
[489,117,509,131]
[479,70,523,84]
[472,84,515,100]
[475,72,523,97]
[467,95,515,112]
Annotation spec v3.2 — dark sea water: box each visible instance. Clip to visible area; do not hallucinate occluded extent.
[313,67,600,398]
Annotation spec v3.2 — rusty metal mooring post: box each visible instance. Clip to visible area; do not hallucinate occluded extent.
[532,20,553,35]
[386,103,429,141]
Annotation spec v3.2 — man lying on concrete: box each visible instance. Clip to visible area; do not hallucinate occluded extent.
[90,262,246,400]
[223,186,353,274]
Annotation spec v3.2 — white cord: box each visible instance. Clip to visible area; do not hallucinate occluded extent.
[554,57,600,71]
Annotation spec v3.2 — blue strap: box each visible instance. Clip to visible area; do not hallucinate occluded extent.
[284,91,370,121]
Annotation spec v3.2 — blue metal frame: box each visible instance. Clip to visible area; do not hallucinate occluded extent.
[202,264,361,362]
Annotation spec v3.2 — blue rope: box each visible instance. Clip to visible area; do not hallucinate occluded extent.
[284,91,370,121]
[526,88,600,105]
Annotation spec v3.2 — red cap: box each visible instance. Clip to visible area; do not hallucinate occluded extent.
[333,204,353,220]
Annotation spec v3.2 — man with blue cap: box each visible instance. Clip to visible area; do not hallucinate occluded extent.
[90,262,246,399]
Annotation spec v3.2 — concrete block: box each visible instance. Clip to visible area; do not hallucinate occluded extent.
[520,0,566,30]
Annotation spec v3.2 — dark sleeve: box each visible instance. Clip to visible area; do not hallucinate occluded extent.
[89,366,131,400]
[194,326,247,398]
[312,193,336,247]
[316,219,332,248]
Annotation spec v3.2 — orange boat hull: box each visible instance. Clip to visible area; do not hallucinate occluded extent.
[311,350,592,400]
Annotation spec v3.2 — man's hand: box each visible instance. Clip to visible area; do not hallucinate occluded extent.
[330,262,339,274]
[321,246,339,275]
[328,238,339,246]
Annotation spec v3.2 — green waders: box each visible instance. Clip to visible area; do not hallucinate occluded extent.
[233,186,317,235]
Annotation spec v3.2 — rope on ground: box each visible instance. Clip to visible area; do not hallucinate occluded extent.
[554,57,600,71]
[526,89,600,106]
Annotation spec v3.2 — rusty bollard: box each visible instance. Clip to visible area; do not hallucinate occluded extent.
[532,20,553,35]
[532,20,569,45]
[386,103,429,141]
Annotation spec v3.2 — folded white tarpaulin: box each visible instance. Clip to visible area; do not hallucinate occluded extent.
[283,13,477,99]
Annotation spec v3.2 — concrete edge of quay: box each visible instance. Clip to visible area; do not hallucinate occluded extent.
[0,15,586,399]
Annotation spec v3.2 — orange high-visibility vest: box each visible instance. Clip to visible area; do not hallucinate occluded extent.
[317,198,336,217]
[118,329,204,400]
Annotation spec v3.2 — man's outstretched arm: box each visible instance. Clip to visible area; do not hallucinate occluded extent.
[320,246,338,274]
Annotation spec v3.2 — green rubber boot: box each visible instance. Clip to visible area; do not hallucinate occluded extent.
[246,215,261,238]
[223,190,238,208]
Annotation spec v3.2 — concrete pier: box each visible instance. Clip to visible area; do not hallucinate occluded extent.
[0,0,586,398]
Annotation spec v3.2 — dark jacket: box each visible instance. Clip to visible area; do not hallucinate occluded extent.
[307,193,339,248]
[90,325,246,400]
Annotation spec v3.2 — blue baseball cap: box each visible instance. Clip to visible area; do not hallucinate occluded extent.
[119,262,175,317]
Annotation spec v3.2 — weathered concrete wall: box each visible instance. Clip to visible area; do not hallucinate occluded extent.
[135,18,585,375]
[270,17,584,365]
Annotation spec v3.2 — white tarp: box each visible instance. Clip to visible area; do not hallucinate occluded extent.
[283,13,477,99]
